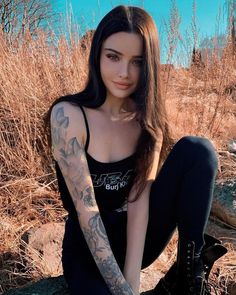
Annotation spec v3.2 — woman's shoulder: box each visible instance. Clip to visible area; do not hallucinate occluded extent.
[52,91,89,112]
[52,93,79,107]
[51,100,83,119]
[50,100,87,145]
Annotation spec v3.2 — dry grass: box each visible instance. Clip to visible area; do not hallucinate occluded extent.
[0,17,235,295]
[0,27,91,293]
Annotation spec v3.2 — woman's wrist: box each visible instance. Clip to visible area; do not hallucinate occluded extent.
[127,277,140,295]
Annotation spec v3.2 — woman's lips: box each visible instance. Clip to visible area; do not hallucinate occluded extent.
[113,81,132,89]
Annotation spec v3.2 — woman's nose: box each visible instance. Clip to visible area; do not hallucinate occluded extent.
[118,61,129,78]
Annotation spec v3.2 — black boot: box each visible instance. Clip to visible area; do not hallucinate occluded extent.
[174,240,208,295]
[153,234,227,295]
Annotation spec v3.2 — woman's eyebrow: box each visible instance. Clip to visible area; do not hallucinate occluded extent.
[104,48,143,58]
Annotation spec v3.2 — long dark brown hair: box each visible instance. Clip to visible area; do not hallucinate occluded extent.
[44,5,173,201]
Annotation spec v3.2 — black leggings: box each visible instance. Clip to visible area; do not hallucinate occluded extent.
[62,136,218,295]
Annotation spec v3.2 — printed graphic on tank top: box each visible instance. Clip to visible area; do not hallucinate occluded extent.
[91,167,133,191]
[85,151,136,212]
[80,105,137,212]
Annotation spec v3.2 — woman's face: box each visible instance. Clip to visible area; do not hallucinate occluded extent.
[100,32,143,101]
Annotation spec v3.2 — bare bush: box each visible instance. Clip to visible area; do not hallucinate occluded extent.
[0,0,58,43]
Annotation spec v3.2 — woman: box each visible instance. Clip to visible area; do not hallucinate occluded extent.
[45,5,226,295]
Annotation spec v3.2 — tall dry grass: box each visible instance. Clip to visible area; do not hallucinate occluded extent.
[0,6,235,294]
[0,28,91,293]
[162,0,236,179]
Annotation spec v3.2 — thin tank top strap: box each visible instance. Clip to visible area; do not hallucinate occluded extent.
[79,106,90,152]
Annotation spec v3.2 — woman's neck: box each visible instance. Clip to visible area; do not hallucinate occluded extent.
[99,96,136,118]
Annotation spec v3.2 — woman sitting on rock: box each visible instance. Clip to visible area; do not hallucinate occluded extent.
[45,5,227,295]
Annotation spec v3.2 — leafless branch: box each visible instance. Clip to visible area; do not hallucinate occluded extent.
[0,0,59,40]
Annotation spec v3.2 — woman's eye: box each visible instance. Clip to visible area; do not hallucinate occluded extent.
[106,54,119,61]
[132,59,142,66]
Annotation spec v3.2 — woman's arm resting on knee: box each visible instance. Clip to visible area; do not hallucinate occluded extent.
[124,132,163,294]
[50,102,135,295]
[124,184,150,294]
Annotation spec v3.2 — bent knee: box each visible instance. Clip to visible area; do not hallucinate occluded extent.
[175,136,218,170]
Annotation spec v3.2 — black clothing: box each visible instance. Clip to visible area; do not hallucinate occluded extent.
[55,108,218,295]
[55,106,137,217]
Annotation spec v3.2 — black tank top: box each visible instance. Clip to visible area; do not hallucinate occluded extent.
[55,105,137,217]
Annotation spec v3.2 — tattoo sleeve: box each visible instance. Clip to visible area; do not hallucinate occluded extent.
[50,104,135,295]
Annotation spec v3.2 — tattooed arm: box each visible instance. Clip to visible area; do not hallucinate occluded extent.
[50,102,136,295]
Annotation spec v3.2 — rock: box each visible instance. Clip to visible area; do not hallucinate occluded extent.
[212,179,236,228]
[17,221,164,294]
[19,221,163,293]
[2,273,161,295]
[3,276,69,295]
[21,223,65,276]
[206,218,236,245]
[228,139,236,153]
[2,275,155,295]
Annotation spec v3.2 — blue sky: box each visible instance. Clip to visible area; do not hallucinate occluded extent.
[52,0,228,65]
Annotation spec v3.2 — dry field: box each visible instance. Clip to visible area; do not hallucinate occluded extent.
[0,27,235,294]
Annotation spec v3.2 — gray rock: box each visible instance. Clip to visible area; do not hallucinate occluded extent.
[16,222,164,294]
[3,276,69,295]
[2,275,155,295]
[228,139,236,153]
[21,223,65,276]
[212,179,236,228]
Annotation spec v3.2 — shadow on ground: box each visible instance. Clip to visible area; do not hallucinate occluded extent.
[2,276,154,295]
[3,276,69,295]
